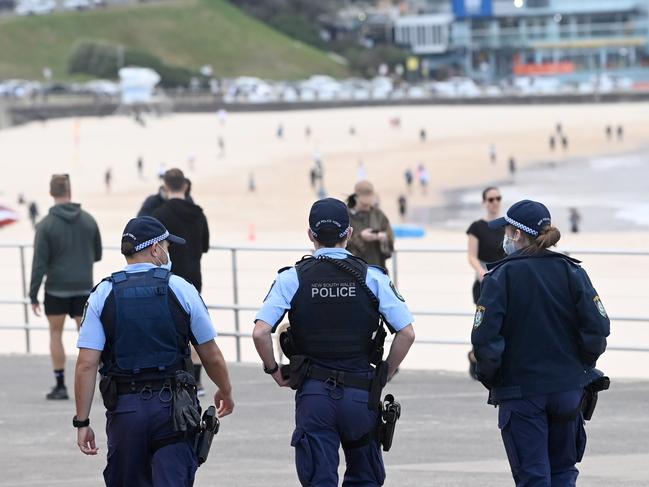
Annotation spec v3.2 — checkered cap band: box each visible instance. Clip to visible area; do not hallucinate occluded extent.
[504,215,539,237]
[133,230,169,252]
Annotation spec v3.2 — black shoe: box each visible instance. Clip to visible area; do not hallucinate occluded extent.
[46,385,69,400]
[468,351,478,381]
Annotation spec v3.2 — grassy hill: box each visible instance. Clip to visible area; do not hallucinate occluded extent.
[0,0,348,80]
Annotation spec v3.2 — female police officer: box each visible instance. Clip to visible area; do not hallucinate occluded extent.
[252,198,415,487]
[471,200,610,487]
[74,216,234,486]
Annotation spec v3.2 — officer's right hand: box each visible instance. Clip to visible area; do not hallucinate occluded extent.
[214,389,234,418]
[77,426,98,455]
[272,369,290,388]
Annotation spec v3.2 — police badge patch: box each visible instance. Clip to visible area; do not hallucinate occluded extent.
[389,282,405,302]
[593,296,608,318]
[473,305,485,329]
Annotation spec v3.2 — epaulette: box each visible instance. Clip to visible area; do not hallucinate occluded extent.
[368,264,388,275]
[277,266,292,274]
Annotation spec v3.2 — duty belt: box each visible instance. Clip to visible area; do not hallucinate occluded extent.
[307,365,372,391]
[116,378,171,396]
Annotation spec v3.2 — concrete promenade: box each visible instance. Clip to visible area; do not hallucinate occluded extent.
[1,355,648,486]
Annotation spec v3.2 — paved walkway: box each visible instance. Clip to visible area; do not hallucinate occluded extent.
[1,355,648,486]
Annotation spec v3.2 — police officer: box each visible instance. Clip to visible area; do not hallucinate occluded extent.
[74,216,234,486]
[252,198,415,487]
[471,200,610,487]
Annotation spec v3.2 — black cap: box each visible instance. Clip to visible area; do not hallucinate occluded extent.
[121,216,185,255]
[309,198,350,245]
[488,200,551,237]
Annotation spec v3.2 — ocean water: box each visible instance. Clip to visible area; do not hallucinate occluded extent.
[414,149,649,231]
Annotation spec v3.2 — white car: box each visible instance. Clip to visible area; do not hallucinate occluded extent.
[63,0,92,10]
[15,0,55,15]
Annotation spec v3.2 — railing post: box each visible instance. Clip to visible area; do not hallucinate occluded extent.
[19,245,30,353]
[392,249,399,288]
[230,248,241,363]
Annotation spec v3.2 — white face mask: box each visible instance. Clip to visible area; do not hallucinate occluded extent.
[502,234,519,255]
[155,244,172,271]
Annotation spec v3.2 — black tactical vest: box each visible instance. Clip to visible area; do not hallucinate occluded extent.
[99,268,191,380]
[288,256,379,360]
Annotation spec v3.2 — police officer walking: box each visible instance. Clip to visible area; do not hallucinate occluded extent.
[252,198,415,486]
[74,216,234,486]
[471,200,610,486]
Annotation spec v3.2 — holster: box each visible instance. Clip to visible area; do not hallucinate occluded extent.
[582,375,610,421]
[99,375,118,411]
[285,355,310,390]
[194,406,220,466]
[368,361,388,411]
[378,393,401,452]
[279,327,297,360]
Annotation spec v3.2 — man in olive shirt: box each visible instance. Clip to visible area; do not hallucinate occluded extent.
[30,174,102,400]
[347,180,395,268]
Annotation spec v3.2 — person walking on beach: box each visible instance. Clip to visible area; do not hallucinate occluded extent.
[347,180,395,268]
[605,125,612,141]
[466,187,505,379]
[137,156,144,179]
[508,157,516,177]
[549,135,556,152]
[419,128,427,142]
[104,168,112,193]
[561,136,569,152]
[398,194,407,221]
[28,201,39,228]
[489,144,497,165]
[617,125,624,142]
[569,208,582,233]
[152,168,210,394]
[30,174,102,400]
[404,168,413,192]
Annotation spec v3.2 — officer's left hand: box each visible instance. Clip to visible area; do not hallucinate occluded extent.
[214,389,234,418]
[77,426,98,455]
[271,369,290,388]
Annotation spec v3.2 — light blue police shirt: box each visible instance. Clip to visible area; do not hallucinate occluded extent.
[77,263,217,351]
[255,247,414,332]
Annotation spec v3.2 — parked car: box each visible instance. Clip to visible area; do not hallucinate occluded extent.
[14,0,55,15]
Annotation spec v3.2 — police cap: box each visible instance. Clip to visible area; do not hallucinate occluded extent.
[121,216,186,255]
[309,198,351,245]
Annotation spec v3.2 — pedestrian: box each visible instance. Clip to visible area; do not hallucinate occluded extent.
[28,201,39,228]
[29,174,102,400]
[277,123,284,139]
[472,199,610,486]
[489,144,497,164]
[617,125,624,142]
[398,194,407,220]
[549,135,556,152]
[152,169,210,394]
[309,168,317,189]
[569,207,581,233]
[357,159,367,181]
[419,128,426,142]
[104,167,112,193]
[417,164,429,194]
[74,216,234,485]
[248,172,256,192]
[466,187,505,380]
[508,156,516,176]
[404,168,413,192]
[137,186,167,217]
[347,180,395,268]
[605,125,612,141]
[137,156,144,179]
[218,136,225,157]
[561,135,569,152]
[556,122,562,134]
[305,125,311,138]
[349,125,356,136]
[252,197,415,487]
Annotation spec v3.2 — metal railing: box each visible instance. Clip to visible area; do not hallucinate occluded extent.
[2,242,648,358]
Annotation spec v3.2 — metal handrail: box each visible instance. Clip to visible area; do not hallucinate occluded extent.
[1,242,647,357]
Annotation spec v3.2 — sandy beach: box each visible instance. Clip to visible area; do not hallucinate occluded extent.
[0,103,647,377]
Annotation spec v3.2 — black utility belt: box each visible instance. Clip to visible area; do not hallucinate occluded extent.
[115,378,172,395]
[307,365,372,391]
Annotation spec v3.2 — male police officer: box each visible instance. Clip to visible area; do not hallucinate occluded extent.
[252,198,415,486]
[74,216,234,486]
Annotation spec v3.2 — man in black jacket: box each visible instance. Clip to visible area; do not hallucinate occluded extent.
[30,174,102,400]
[152,168,210,392]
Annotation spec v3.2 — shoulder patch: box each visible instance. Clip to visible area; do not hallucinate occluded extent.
[389,281,405,302]
[593,296,608,318]
[473,305,486,329]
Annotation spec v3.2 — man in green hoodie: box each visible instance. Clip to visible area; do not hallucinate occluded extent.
[30,174,102,400]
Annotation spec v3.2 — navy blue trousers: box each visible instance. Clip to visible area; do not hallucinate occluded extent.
[498,390,587,487]
[292,378,385,486]
[103,393,198,487]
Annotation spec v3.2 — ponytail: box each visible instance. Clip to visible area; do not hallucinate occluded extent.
[523,226,561,254]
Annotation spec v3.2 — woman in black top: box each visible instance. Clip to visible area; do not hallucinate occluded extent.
[466,187,505,379]
[467,187,506,304]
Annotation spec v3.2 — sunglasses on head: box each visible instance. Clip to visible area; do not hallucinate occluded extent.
[487,196,502,203]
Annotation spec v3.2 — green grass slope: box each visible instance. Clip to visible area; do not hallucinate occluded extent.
[0,0,348,80]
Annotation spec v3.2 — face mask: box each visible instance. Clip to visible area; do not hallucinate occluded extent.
[502,234,518,255]
[155,244,172,271]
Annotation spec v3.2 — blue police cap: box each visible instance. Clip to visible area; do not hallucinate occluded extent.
[121,216,185,255]
[309,198,350,244]
[488,199,551,237]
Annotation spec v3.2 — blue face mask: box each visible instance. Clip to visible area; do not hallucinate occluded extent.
[155,244,172,271]
[502,234,519,255]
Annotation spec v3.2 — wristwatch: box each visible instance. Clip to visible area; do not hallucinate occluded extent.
[72,415,90,428]
[263,362,279,375]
